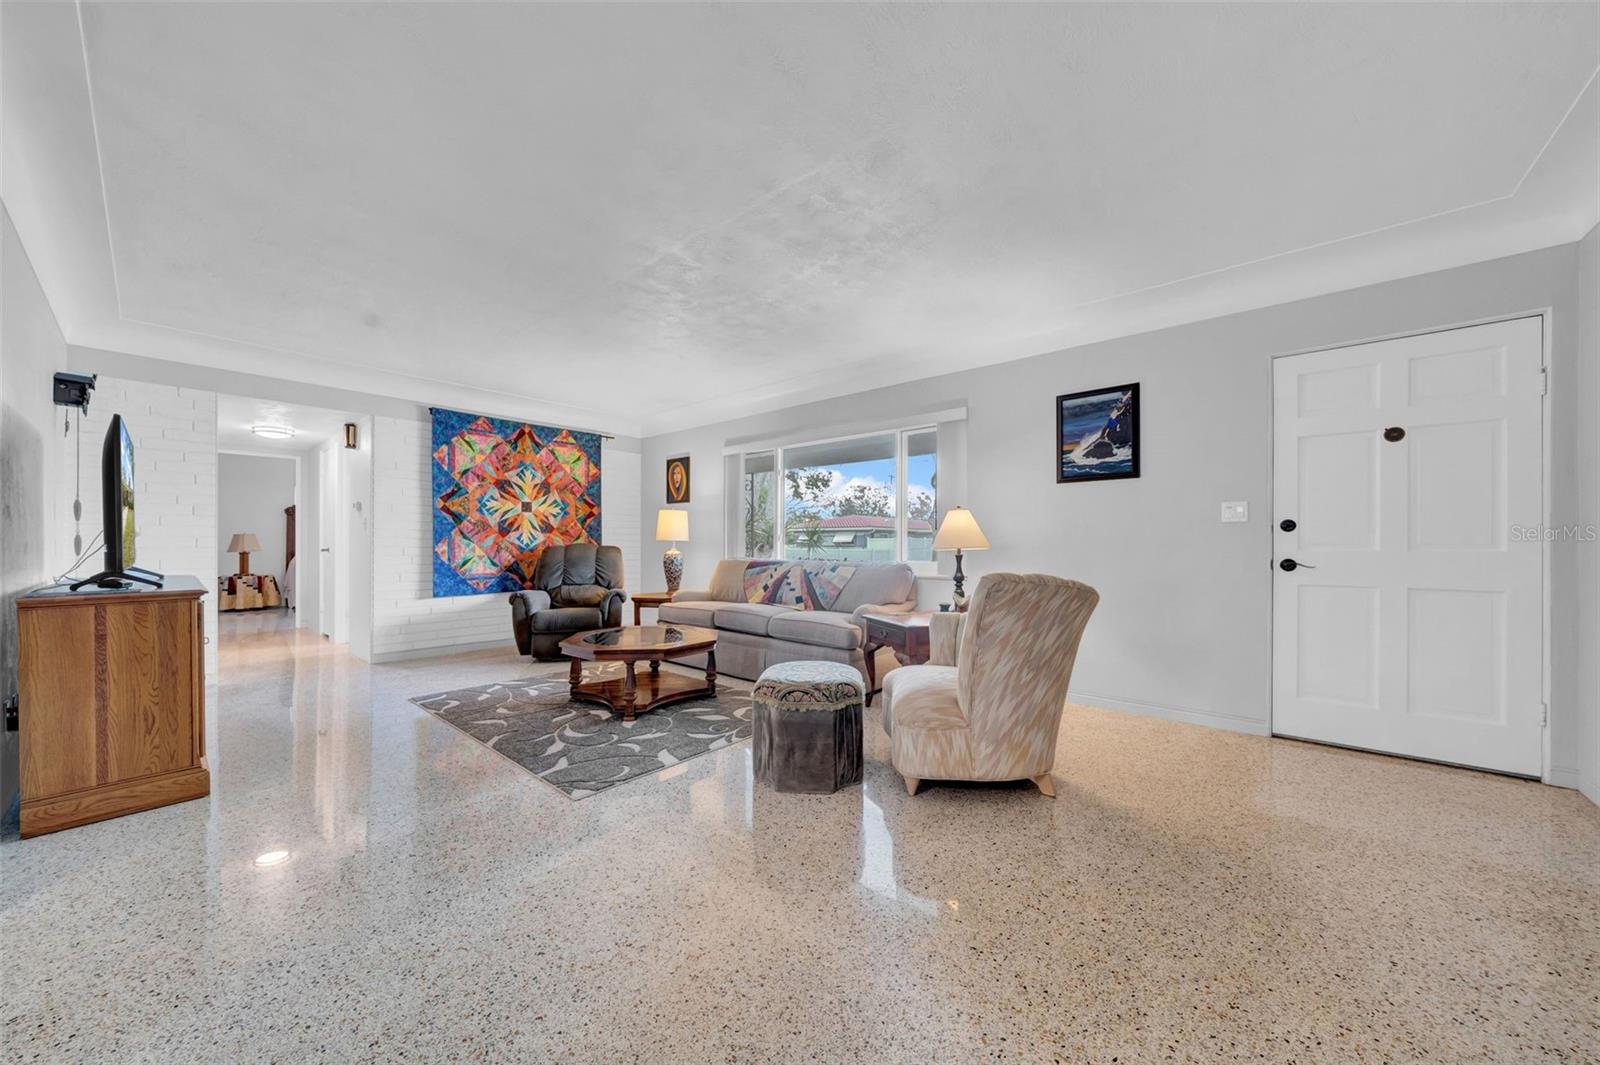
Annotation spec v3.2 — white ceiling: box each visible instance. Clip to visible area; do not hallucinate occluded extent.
[216,394,352,455]
[4,3,1597,437]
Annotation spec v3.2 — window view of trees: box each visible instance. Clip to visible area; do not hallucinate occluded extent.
[905,428,936,560]
[739,429,937,563]
[741,453,776,558]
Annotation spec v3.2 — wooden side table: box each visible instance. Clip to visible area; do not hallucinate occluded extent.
[860,611,933,706]
[631,591,675,626]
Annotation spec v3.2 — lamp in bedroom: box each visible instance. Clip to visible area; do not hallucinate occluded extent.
[656,508,689,594]
[227,532,263,576]
[933,507,989,610]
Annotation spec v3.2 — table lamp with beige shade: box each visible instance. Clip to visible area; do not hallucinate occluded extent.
[656,508,689,594]
[933,507,989,610]
[227,532,263,576]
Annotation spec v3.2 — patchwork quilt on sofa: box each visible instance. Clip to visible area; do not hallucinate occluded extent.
[743,560,858,610]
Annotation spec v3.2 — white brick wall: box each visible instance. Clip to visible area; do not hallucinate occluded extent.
[370,416,641,661]
[602,448,642,596]
[58,379,220,675]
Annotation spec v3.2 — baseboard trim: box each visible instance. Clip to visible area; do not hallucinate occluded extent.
[1068,689,1270,737]
[22,765,210,838]
[370,638,516,664]
[1546,766,1581,790]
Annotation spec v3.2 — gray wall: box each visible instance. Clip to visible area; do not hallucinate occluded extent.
[1577,223,1600,805]
[643,244,1593,786]
[0,206,69,832]
[217,453,296,585]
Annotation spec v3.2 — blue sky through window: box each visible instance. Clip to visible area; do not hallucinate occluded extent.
[782,454,936,519]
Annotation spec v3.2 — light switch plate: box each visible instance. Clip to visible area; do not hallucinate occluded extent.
[1220,501,1249,523]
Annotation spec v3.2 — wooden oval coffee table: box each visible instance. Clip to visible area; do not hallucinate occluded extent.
[559,624,718,721]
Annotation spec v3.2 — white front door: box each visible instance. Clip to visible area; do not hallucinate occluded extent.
[1272,317,1545,776]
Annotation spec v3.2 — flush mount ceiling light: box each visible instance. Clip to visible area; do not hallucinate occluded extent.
[250,424,296,439]
[253,849,292,867]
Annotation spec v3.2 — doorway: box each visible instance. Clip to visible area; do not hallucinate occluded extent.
[216,451,298,637]
[1270,316,1546,776]
[215,395,372,654]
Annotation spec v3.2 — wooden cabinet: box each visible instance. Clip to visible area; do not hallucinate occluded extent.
[17,576,209,837]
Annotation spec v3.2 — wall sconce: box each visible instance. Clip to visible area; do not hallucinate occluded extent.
[343,422,358,449]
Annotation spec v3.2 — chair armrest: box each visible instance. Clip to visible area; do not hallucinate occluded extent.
[508,590,553,656]
[671,589,714,602]
[930,611,965,666]
[600,588,627,627]
[849,601,916,628]
[509,589,553,613]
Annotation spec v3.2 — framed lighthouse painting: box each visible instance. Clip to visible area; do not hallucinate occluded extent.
[1057,383,1139,483]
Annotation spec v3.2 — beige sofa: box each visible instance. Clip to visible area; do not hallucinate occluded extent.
[658,559,917,681]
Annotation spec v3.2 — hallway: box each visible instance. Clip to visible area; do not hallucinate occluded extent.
[2,621,1597,1062]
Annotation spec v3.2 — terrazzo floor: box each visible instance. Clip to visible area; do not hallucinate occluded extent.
[1,615,1596,1063]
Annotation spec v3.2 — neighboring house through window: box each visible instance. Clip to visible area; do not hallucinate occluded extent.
[736,425,938,570]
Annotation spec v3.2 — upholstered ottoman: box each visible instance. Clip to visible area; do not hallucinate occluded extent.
[752,661,865,793]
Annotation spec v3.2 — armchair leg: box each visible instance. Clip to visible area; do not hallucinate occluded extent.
[1031,773,1056,798]
[903,775,922,796]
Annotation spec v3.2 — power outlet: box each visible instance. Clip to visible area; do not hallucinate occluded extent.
[1220,501,1249,523]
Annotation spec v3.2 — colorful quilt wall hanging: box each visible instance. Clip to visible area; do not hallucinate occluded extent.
[431,407,603,597]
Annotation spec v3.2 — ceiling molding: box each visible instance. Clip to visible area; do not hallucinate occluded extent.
[73,0,124,320]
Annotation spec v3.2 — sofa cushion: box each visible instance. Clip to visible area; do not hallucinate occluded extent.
[766,610,863,651]
[559,543,600,586]
[714,603,797,637]
[529,606,602,633]
[831,562,916,613]
[707,560,750,602]
[553,585,610,608]
[534,544,624,593]
[657,601,718,628]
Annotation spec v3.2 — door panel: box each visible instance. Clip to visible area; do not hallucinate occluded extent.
[1408,420,1503,550]
[1408,345,1505,403]
[1295,584,1379,707]
[1297,433,1378,550]
[106,599,194,780]
[1297,362,1379,415]
[1272,317,1543,776]
[1407,589,1504,724]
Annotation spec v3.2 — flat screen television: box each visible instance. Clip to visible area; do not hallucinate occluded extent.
[104,413,137,572]
[70,414,163,589]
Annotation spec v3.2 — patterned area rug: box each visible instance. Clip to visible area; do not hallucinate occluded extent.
[410,670,752,799]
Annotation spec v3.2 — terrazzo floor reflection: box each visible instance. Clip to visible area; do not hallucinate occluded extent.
[2,615,1596,1063]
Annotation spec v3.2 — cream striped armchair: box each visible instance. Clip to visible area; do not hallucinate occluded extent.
[880,573,1100,797]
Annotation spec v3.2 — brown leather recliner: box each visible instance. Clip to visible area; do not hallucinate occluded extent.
[508,544,627,660]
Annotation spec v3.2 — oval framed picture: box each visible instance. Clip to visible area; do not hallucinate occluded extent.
[666,455,691,503]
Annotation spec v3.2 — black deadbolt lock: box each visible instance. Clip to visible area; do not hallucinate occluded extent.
[1383,426,1406,442]
[1279,518,1296,532]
